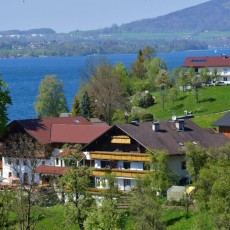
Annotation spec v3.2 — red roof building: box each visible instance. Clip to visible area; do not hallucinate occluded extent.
[182,56,230,85]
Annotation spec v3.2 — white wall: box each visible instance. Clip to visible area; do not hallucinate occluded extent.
[168,155,187,178]
[2,156,52,184]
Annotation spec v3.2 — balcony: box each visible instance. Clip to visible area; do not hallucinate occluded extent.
[92,168,148,178]
[90,151,150,162]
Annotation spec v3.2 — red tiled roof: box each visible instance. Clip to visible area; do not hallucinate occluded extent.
[182,56,230,68]
[50,124,111,144]
[8,116,91,144]
[35,165,67,175]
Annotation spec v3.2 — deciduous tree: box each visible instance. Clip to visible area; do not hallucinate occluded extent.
[59,149,94,230]
[2,133,46,230]
[34,75,68,117]
[0,75,12,136]
[88,63,126,125]
[155,70,171,111]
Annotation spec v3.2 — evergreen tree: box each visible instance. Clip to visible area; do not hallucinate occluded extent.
[34,75,68,117]
[71,95,80,116]
[80,91,91,119]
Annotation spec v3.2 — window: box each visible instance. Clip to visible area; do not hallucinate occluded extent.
[224,77,228,81]
[17,173,20,178]
[101,161,110,169]
[7,158,12,165]
[124,179,131,191]
[16,159,20,165]
[42,161,45,165]
[23,160,27,166]
[181,161,186,170]
[123,162,130,169]
[223,68,228,74]
[8,172,12,177]
[56,158,59,165]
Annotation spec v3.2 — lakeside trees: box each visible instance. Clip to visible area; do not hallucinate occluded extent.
[0,75,12,136]
[34,75,68,118]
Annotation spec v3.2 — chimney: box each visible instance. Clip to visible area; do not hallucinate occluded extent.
[175,119,184,131]
[152,121,160,132]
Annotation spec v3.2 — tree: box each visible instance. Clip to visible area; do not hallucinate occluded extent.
[199,67,210,84]
[84,198,123,230]
[59,150,94,230]
[185,142,208,183]
[71,96,80,116]
[80,91,92,119]
[147,149,177,195]
[169,86,179,110]
[194,144,230,228]
[0,75,12,136]
[142,45,156,60]
[88,63,127,125]
[34,75,68,117]
[84,174,123,230]
[131,50,146,79]
[155,70,171,111]
[187,68,203,105]
[129,178,165,230]
[176,68,187,91]
[2,133,46,230]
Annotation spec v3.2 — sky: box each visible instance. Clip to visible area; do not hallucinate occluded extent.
[1,0,210,33]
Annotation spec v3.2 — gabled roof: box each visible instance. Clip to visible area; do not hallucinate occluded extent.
[50,124,111,144]
[212,112,230,127]
[183,56,230,68]
[35,165,67,175]
[83,120,229,155]
[7,116,91,144]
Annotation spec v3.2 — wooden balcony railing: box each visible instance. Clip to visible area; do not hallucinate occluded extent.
[92,168,148,178]
[90,151,150,162]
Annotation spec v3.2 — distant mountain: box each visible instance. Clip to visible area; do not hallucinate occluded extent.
[117,0,230,33]
[0,28,56,35]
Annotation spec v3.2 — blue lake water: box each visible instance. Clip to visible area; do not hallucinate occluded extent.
[0,48,229,122]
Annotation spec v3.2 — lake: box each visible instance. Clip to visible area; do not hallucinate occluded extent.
[0,48,229,121]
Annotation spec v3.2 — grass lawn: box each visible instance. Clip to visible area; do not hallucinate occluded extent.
[164,208,196,230]
[9,205,79,230]
[7,205,208,230]
[146,86,230,128]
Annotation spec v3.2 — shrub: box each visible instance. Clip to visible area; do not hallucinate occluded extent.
[131,91,155,108]
[140,113,154,122]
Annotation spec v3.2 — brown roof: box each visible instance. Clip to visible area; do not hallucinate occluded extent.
[182,56,230,68]
[35,165,67,175]
[117,120,229,155]
[50,124,111,144]
[83,120,229,155]
[8,116,91,144]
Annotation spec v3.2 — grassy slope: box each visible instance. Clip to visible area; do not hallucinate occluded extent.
[146,86,230,128]
[24,206,196,230]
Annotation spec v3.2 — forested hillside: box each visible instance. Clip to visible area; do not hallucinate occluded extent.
[118,0,230,33]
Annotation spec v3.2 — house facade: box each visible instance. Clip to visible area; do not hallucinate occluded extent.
[82,119,229,191]
[1,116,110,185]
[183,56,230,85]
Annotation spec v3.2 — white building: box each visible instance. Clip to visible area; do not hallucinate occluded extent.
[183,55,230,85]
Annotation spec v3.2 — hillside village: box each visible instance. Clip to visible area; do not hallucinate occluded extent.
[0,52,230,229]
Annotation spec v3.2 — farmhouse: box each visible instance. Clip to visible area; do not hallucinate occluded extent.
[1,116,110,185]
[82,119,229,191]
[183,56,230,85]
